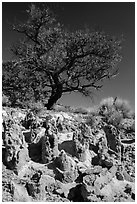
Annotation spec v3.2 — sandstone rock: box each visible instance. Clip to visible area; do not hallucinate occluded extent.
[55,180,77,198]
[2,106,135,202]
[11,180,32,202]
[58,140,76,157]
[55,150,76,172]
[94,165,117,190]
[81,181,101,201]
[55,150,78,182]
[73,123,91,162]
[3,121,29,172]
[103,125,121,157]
[99,177,135,201]
[37,174,56,200]
[84,165,102,175]
[116,171,124,180]
[31,127,46,144]
[41,118,59,163]
[58,132,74,144]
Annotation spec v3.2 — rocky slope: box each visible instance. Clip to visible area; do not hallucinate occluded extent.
[2,106,135,202]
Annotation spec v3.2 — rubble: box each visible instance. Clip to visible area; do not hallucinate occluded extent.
[2,106,135,202]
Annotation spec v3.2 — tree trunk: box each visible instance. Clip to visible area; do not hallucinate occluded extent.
[46,84,63,110]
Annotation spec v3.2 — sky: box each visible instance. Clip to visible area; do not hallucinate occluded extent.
[2,2,135,110]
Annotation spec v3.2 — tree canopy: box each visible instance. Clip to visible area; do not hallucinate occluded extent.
[2,4,122,109]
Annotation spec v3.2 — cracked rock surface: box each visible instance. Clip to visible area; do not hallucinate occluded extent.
[2,107,135,202]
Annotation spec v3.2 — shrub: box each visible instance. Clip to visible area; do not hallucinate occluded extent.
[87,106,99,116]
[53,104,72,112]
[98,97,134,127]
[114,98,133,118]
[72,107,89,115]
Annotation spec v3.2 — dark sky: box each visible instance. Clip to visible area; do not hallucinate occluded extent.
[2,2,135,110]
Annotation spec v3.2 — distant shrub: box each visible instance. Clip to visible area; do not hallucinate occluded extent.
[114,98,133,118]
[119,118,135,131]
[72,107,89,115]
[87,106,99,116]
[20,100,46,114]
[99,97,114,117]
[99,97,134,127]
[108,111,123,127]
[30,101,46,113]
[85,115,101,128]
[53,104,72,112]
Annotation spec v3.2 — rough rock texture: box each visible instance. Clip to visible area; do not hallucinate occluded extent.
[2,107,135,202]
[2,114,30,173]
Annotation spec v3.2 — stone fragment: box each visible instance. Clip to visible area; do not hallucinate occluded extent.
[55,180,77,198]
[73,123,91,162]
[41,117,59,163]
[55,150,78,182]
[11,180,32,202]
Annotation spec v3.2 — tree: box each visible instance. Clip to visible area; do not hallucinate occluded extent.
[3,4,122,109]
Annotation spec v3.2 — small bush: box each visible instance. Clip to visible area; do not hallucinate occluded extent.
[85,115,101,128]
[87,106,99,116]
[108,111,123,126]
[98,97,134,127]
[99,97,115,117]
[22,100,46,114]
[114,98,133,118]
[72,107,89,115]
[53,104,71,112]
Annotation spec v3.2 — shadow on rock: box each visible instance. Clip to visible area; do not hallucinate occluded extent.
[58,140,76,157]
[28,140,42,163]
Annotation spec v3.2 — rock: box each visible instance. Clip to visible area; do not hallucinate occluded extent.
[23,130,32,143]
[81,180,101,201]
[122,170,135,182]
[100,158,113,169]
[116,172,124,180]
[94,165,117,190]
[23,111,36,129]
[55,150,76,172]
[58,132,74,144]
[73,123,91,162]
[11,180,32,202]
[83,174,96,186]
[84,165,102,175]
[67,184,84,201]
[3,121,29,172]
[103,125,121,156]
[55,180,77,198]
[40,174,55,191]
[99,177,134,201]
[58,140,76,157]
[55,150,78,182]
[2,106,135,202]
[24,127,46,144]
[36,174,56,200]
[41,117,59,163]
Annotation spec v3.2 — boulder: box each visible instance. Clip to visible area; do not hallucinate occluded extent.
[11,180,32,202]
[55,150,78,183]
[55,180,78,198]
[3,121,29,172]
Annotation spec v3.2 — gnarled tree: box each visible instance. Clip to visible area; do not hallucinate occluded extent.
[2,4,122,109]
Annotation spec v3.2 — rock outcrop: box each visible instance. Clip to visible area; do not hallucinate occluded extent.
[2,107,135,202]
